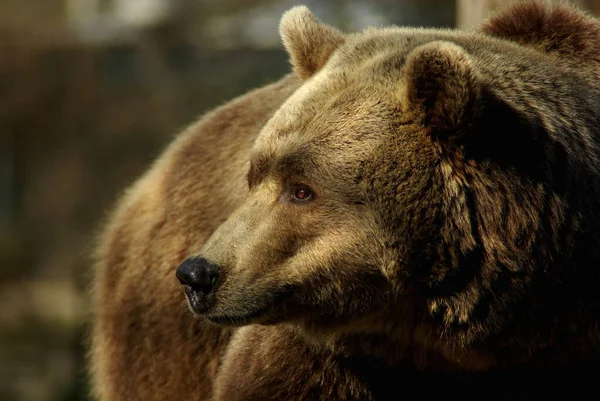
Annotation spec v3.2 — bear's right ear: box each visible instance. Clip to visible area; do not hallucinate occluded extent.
[279,6,345,79]
[402,41,482,145]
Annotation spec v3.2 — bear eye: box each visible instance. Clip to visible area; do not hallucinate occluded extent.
[291,186,314,203]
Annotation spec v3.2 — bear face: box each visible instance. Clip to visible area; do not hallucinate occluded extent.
[178,16,452,335]
[176,5,600,361]
[185,77,435,332]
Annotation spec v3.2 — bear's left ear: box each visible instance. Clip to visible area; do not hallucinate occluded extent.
[279,6,346,79]
[402,41,482,143]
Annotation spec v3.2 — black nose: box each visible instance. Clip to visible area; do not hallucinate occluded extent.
[176,257,220,295]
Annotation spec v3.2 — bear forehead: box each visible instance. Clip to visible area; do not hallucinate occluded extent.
[252,75,400,170]
[251,29,471,164]
[264,80,395,137]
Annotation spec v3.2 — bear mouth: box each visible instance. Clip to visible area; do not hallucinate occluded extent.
[205,308,266,326]
[203,285,297,327]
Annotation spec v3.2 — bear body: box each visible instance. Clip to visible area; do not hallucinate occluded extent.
[91,2,600,400]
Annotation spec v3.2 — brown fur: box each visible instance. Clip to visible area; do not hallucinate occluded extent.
[481,0,600,66]
[90,75,301,400]
[280,6,345,79]
[90,1,600,400]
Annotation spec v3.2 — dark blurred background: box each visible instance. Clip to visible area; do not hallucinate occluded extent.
[0,1,597,400]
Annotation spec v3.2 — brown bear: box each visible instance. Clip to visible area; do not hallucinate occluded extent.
[90,1,600,400]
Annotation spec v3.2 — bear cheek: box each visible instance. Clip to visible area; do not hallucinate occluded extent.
[301,236,390,310]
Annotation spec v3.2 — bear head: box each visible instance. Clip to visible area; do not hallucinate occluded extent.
[176,4,600,362]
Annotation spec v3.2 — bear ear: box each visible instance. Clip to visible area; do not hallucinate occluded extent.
[279,6,346,79]
[402,41,482,143]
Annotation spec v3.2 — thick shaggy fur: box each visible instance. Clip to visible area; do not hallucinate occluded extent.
[91,2,600,400]
[90,75,301,400]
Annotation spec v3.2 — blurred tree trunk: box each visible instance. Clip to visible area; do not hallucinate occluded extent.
[565,0,600,15]
[456,0,520,28]
[591,0,600,15]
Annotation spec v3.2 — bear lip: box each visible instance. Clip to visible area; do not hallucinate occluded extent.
[202,286,297,326]
[205,308,265,327]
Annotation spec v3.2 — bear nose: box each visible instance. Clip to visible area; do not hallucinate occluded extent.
[176,257,220,295]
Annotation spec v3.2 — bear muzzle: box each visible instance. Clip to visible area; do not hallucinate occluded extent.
[176,257,220,314]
